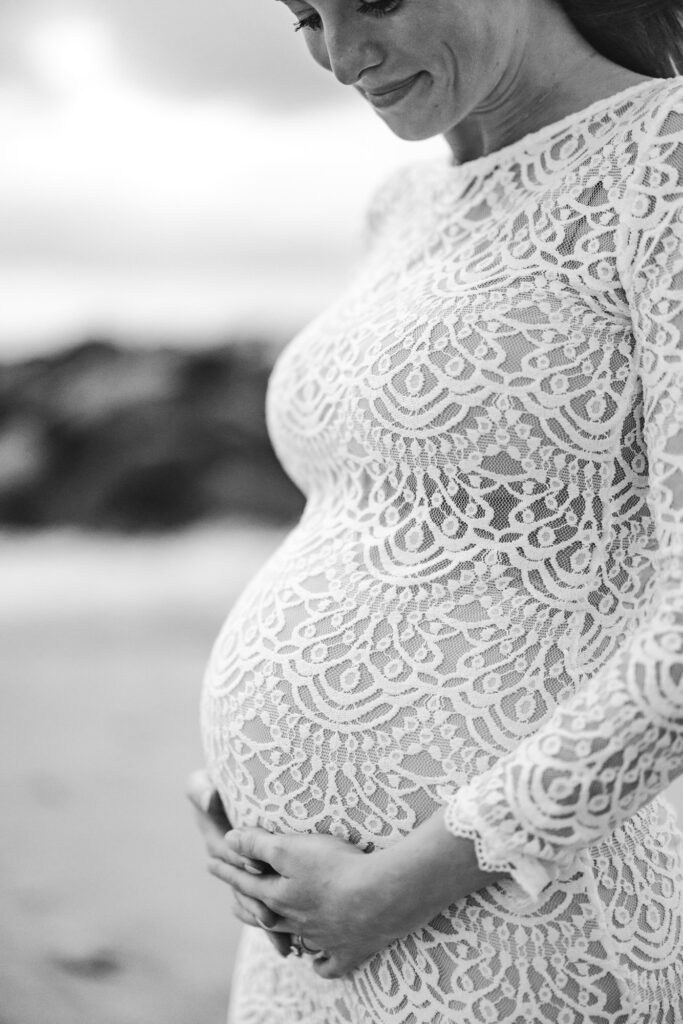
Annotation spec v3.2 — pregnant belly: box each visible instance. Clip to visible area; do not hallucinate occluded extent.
[200,531,579,848]
[201,611,459,846]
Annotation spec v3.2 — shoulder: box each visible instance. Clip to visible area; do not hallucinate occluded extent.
[619,79,683,229]
[616,81,683,289]
[620,77,683,159]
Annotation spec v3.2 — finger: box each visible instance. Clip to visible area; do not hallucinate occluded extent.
[207,857,281,906]
[205,834,265,877]
[225,828,284,874]
[206,790,231,832]
[192,805,227,844]
[185,769,214,813]
[231,898,262,929]
[186,769,232,833]
[233,892,280,930]
[191,805,219,842]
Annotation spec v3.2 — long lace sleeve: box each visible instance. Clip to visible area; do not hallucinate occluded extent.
[443,99,683,904]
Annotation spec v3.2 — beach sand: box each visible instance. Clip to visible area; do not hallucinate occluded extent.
[2,525,682,1024]
[0,526,284,1024]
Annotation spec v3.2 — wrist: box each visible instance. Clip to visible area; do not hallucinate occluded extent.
[353,844,430,945]
[336,848,412,950]
[362,810,510,936]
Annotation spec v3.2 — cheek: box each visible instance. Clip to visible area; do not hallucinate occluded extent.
[304,33,331,72]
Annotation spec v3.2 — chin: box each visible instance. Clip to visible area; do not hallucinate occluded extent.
[378,114,446,142]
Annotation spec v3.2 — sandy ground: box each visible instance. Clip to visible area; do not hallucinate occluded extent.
[2,525,683,1024]
[0,525,285,1024]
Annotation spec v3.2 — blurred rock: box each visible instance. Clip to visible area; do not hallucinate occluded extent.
[0,414,48,494]
[48,932,123,979]
[0,339,304,530]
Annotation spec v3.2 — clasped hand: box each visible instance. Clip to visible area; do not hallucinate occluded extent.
[216,827,401,978]
[186,770,421,979]
[187,770,501,979]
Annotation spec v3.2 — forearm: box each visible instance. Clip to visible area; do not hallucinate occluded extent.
[363,807,510,937]
[443,581,683,904]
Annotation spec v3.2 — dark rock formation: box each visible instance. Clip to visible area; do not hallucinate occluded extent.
[0,339,304,531]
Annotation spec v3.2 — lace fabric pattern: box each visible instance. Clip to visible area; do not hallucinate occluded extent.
[201,77,683,1022]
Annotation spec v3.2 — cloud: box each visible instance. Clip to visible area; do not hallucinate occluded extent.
[0,85,423,351]
[2,86,409,263]
[0,4,444,355]
[0,264,346,356]
[5,0,341,106]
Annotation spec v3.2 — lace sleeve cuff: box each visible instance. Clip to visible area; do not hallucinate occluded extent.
[441,783,574,907]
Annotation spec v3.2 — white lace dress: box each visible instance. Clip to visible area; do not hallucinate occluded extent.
[201,77,683,1023]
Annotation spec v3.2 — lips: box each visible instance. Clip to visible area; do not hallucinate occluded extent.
[362,72,423,109]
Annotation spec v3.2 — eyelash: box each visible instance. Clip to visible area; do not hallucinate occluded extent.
[294,0,403,33]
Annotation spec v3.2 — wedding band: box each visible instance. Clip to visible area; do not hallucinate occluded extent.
[290,934,325,958]
[300,936,321,955]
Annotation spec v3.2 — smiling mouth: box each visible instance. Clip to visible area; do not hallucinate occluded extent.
[362,73,424,109]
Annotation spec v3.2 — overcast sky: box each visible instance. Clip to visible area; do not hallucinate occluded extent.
[0,0,442,357]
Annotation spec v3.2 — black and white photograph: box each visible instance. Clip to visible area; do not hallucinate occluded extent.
[3,2,683,1022]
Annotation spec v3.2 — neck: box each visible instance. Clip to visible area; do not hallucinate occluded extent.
[444,4,652,165]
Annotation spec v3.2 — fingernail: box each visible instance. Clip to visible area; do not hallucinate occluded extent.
[243,860,263,875]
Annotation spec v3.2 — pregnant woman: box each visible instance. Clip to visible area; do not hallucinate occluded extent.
[188,0,683,1020]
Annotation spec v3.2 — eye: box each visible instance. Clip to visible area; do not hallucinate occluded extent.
[294,11,322,32]
[357,0,403,16]
[293,0,404,32]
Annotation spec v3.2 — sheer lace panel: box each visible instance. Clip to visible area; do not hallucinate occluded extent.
[201,77,683,1024]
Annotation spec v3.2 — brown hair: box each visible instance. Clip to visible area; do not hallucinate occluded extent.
[558,0,683,75]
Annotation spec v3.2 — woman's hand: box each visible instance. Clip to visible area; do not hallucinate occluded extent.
[205,812,510,979]
[185,770,292,959]
[206,828,402,978]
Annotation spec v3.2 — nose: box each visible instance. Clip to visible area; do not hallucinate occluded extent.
[318,16,384,86]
